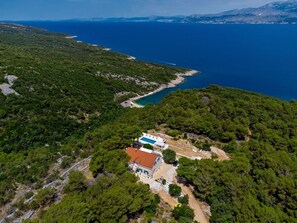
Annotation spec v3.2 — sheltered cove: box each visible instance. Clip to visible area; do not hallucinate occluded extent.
[121,70,199,108]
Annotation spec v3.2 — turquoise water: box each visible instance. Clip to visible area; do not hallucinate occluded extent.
[21,22,297,104]
[140,137,157,144]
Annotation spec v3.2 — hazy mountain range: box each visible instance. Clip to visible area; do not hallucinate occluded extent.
[87,0,297,24]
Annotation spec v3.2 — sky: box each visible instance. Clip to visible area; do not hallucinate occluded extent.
[0,0,285,21]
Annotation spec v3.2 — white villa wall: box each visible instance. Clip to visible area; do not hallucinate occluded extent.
[130,156,163,177]
[151,157,163,174]
[139,148,162,156]
[141,133,168,150]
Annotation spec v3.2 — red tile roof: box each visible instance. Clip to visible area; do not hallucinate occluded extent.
[126,147,160,169]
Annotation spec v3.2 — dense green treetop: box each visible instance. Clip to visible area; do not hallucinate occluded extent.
[40,152,153,223]
[172,204,195,223]
[0,22,185,153]
[156,86,297,144]
[162,149,177,164]
[156,86,297,222]
[63,170,87,194]
[169,184,182,198]
[0,22,185,207]
[85,85,297,222]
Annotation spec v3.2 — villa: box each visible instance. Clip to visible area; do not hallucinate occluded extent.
[139,133,169,149]
[126,147,163,177]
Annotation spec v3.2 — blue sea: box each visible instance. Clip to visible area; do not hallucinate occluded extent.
[21,21,297,104]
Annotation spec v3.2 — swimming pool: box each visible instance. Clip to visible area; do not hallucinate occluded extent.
[140,137,156,144]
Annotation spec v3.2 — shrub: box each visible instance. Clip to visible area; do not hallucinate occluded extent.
[25,191,34,200]
[34,188,56,208]
[143,144,154,150]
[60,157,72,169]
[154,194,161,204]
[169,184,181,197]
[165,129,181,138]
[172,205,194,223]
[46,173,58,184]
[162,149,176,164]
[28,200,39,210]
[63,170,87,194]
[178,195,189,205]
[194,142,211,151]
[223,141,237,153]
[145,194,161,218]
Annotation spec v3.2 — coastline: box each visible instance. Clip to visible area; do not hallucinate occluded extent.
[65,35,78,39]
[62,33,198,108]
[121,70,199,108]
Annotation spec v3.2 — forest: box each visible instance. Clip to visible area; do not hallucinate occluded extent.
[0,22,184,153]
[0,22,184,211]
[25,157,155,223]
[159,86,297,222]
[1,22,297,223]
[26,85,297,222]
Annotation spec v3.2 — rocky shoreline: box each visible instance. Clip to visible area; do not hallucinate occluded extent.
[121,70,199,108]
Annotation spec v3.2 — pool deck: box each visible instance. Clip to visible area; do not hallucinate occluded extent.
[140,137,157,144]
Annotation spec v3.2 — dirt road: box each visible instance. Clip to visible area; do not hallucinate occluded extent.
[138,162,210,223]
[177,183,209,223]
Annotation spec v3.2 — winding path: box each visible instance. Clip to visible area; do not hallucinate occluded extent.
[176,181,209,223]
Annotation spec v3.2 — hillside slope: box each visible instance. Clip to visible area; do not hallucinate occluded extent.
[36,85,297,223]
[90,86,297,222]
[0,22,186,211]
[157,86,297,222]
[0,22,185,153]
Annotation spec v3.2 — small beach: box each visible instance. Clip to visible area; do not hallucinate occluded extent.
[65,35,77,39]
[121,70,198,108]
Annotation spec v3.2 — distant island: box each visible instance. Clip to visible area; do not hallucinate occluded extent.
[79,0,297,24]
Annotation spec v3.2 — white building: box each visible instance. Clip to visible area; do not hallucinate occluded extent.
[139,133,169,150]
[126,147,163,177]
